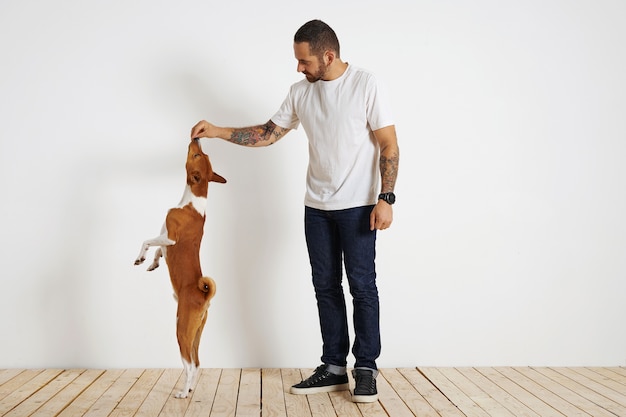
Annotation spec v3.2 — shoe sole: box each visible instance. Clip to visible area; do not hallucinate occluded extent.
[352,393,379,403]
[290,382,349,395]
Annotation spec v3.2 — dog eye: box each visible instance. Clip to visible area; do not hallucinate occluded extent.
[193,153,200,158]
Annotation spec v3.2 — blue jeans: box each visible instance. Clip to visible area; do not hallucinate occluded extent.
[304,205,380,371]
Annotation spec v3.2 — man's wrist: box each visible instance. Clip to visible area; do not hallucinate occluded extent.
[378,192,396,205]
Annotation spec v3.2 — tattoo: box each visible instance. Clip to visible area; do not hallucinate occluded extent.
[229,121,289,146]
[380,151,399,193]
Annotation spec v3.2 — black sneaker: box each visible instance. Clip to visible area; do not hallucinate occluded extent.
[352,369,378,402]
[290,365,349,395]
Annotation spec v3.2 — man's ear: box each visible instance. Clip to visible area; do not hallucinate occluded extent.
[324,50,335,66]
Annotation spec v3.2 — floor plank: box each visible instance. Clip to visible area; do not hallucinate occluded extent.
[83,368,144,417]
[3,369,83,417]
[497,367,590,417]
[421,367,491,417]
[237,368,261,417]
[519,367,616,417]
[438,367,516,417]
[159,370,198,416]
[1,367,624,416]
[399,368,465,416]
[210,368,241,417]
[184,368,221,417]
[30,369,105,417]
[610,367,626,378]
[0,369,63,416]
[0,370,46,403]
[108,369,162,417]
[456,367,539,417]
[56,370,125,417]
[534,367,626,417]
[281,368,312,417]
[261,368,287,417]
[376,369,418,417]
[328,389,363,417]
[298,368,336,417]
[379,368,440,417]
[587,367,626,387]
[567,367,626,403]
[0,370,24,388]
[476,367,563,417]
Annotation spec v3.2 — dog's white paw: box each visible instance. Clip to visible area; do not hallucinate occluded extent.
[134,257,145,266]
[175,390,190,399]
[147,262,159,271]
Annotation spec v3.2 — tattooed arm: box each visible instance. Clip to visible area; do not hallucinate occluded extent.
[377,125,400,193]
[370,125,399,231]
[190,119,291,147]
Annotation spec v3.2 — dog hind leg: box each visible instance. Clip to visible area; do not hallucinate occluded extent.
[175,303,204,398]
[175,358,197,399]
[192,311,208,369]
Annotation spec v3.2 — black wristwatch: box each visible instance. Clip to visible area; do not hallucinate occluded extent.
[378,192,396,205]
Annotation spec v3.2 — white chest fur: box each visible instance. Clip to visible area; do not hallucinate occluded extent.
[178,185,207,216]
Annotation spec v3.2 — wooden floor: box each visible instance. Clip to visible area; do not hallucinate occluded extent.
[1,367,625,416]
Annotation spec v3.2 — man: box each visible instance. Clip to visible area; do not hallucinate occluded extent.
[190,19,399,403]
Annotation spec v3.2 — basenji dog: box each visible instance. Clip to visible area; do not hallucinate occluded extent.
[134,138,226,398]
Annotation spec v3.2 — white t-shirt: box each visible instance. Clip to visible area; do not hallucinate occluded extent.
[271,64,394,211]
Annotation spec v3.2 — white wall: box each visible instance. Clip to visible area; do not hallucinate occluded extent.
[1,0,625,369]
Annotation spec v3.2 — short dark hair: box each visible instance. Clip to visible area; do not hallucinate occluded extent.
[294,19,340,58]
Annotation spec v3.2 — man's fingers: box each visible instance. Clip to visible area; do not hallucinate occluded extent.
[191,121,208,139]
[191,127,203,138]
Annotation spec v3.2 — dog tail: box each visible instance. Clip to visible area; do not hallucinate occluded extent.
[198,276,216,298]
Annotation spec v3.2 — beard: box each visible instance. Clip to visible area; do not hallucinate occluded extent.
[303,61,327,83]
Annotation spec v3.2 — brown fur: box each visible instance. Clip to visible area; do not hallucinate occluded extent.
[134,139,226,398]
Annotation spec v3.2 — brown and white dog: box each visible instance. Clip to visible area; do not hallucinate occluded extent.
[134,138,226,398]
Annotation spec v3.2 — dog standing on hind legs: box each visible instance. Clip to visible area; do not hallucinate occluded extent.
[134,138,226,398]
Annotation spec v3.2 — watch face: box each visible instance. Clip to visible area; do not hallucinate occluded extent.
[380,192,395,204]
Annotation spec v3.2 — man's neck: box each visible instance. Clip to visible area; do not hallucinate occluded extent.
[324,60,348,81]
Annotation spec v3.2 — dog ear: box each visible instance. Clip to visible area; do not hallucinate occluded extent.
[210,172,227,184]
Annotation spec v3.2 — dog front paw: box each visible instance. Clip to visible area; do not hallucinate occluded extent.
[134,257,145,266]
[147,262,160,271]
